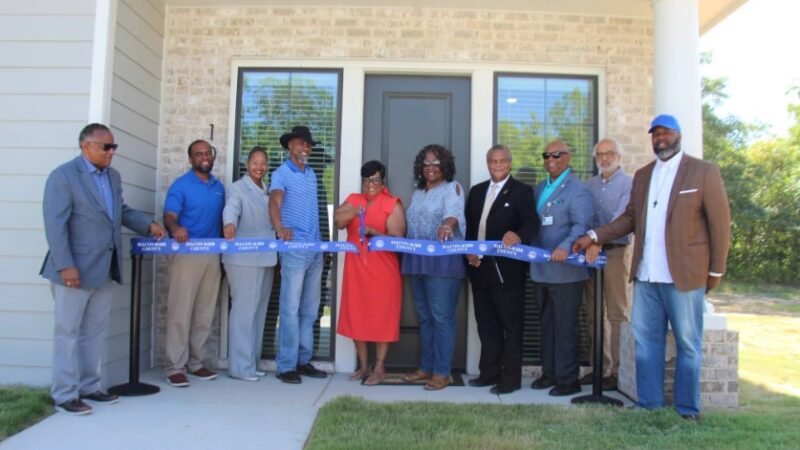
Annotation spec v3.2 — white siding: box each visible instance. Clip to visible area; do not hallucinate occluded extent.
[106,0,164,383]
[0,0,165,387]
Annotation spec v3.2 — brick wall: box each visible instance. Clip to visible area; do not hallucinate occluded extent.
[154,6,655,367]
[618,322,740,408]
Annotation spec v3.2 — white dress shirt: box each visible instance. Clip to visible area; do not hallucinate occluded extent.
[637,152,684,283]
[484,175,509,205]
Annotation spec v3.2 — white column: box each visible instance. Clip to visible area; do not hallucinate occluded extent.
[651,0,703,158]
[652,0,725,328]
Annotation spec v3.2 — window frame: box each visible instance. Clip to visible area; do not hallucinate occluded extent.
[493,72,600,179]
[232,67,344,362]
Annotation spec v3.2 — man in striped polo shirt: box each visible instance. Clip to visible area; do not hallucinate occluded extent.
[268,126,328,384]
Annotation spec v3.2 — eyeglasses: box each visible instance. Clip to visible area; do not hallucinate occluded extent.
[422,160,441,167]
[595,151,618,159]
[362,176,383,185]
[542,151,568,160]
[87,141,118,152]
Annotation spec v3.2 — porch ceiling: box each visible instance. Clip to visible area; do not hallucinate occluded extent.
[164,0,748,34]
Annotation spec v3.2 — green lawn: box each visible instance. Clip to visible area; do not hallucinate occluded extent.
[307,287,800,449]
[0,387,51,441]
[715,281,800,301]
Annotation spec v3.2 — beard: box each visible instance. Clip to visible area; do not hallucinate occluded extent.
[192,162,213,174]
[654,137,681,161]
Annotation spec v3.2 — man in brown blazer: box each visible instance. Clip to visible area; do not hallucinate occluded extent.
[573,114,730,421]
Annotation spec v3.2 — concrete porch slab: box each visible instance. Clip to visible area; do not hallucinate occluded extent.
[1,370,632,450]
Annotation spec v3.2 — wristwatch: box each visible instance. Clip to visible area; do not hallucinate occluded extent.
[587,229,598,243]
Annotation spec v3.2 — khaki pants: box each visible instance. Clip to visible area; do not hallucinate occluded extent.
[165,254,222,375]
[584,244,632,377]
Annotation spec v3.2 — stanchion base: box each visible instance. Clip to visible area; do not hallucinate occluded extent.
[571,394,623,407]
[108,382,160,397]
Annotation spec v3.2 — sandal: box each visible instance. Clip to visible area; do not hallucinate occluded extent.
[349,367,370,381]
[403,369,431,383]
[364,369,385,386]
[424,374,450,391]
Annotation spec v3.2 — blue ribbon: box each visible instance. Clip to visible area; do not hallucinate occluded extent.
[368,237,606,268]
[130,237,605,267]
[130,238,358,255]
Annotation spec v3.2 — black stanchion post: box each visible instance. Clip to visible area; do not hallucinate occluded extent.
[109,251,160,396]
[572,267,622,406]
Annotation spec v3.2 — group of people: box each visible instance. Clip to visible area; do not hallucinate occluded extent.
[42,114,730,421]
[161,125,329,389]
[40,124,329,415]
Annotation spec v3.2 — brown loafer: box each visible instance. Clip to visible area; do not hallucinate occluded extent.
[424,375,450,391]
[403,369,431,383]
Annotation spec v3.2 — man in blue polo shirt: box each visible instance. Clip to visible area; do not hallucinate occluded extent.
[163,139,225,387]
[269,126,328,384]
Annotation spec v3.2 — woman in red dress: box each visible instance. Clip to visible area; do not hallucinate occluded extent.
[335,160,406,385]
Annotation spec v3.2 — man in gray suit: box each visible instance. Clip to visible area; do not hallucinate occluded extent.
[41,123,165,415]
[529,140,594,397]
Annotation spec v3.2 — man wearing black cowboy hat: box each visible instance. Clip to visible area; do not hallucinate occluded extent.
[268,126,328,383]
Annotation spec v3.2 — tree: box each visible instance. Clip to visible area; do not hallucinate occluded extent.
[702,71,800,284]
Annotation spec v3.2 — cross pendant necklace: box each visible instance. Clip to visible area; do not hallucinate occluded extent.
[651,171,671,209]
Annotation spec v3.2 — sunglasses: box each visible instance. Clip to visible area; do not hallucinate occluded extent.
[542,151,568,160]
[87,141,119,152]
[422,160,441,167]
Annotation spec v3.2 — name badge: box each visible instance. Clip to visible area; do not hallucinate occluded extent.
[542,215,553,226]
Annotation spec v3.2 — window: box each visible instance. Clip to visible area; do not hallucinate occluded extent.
[494,73,599,365]
[234,69,342,361]
[495,74,598,186]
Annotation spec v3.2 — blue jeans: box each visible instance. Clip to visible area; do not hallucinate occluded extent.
[410,275,462,377]
[275,251,323,374]
[632,281,705,416]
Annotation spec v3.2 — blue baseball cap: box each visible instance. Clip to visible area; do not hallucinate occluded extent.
[648,114,681,133]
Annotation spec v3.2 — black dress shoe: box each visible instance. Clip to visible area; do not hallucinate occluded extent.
[276,371,302,384]
[549,381,582,396]
[468,376,499,387]
[490,384,521,395]
[530,375,557,390]
[296,363,327,378]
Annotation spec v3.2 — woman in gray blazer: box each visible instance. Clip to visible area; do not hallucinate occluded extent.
[223,147,278,381]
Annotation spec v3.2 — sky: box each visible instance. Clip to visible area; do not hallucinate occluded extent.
[700,0,798,137]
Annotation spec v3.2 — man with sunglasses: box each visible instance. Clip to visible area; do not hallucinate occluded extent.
[163,139,225,387]
[41,123,166,415]
[529,140,594,397]
[573,115,731,421]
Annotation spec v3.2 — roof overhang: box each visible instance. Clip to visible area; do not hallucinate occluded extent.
[164,0,748,35]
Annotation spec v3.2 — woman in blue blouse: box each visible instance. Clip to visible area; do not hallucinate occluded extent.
[401,144,466,390]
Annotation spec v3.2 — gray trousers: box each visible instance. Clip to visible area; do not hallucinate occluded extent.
[50,280,114,404]
[165,254,222,375]
[225,265,275,377]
